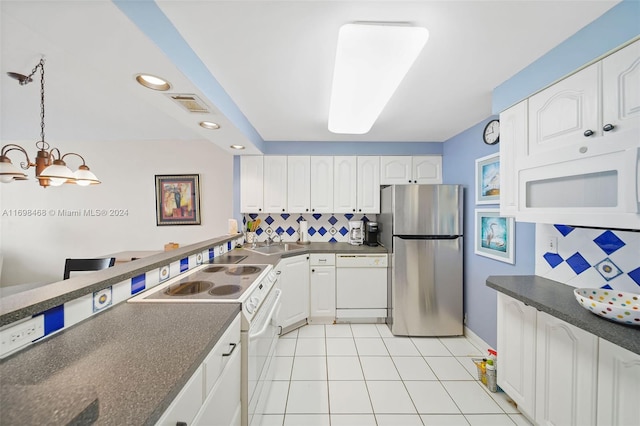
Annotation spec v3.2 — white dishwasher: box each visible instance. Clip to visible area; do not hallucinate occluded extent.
[335,253,388,322]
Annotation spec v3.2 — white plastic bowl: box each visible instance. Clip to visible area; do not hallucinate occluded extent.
[574,288,640,326]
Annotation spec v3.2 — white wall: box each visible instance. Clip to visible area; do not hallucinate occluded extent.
[0,138,233,286]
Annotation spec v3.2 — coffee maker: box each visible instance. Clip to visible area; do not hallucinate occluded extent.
[348,220,364,245]
[365,221,379,246]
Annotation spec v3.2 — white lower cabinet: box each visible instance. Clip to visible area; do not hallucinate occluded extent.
[497,293,638,426]
[535,311,598,426]
[156,314,241,426]
[597,339,640,426]
[496,293,536,419]
[309,253,336,323]
[275,254,310,333]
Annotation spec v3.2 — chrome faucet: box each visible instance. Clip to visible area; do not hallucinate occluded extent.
[265,232,282,246]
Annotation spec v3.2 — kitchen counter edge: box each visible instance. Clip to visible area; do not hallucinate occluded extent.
[486,275,639,355]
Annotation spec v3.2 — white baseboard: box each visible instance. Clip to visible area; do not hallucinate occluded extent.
[464,326,494,353]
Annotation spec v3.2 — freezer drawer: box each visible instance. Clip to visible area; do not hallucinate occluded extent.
[391,236,463,336]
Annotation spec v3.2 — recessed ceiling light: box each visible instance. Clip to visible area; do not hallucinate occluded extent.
[200,121,221,130]
[328,23,429,134]
[135,74,171,91]
[230,145,245,150]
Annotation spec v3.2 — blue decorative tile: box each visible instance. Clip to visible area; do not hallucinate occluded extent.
[328,216,338,226]
[286,226,296,236]
[281,213,290,220]
[593,231,626,255]
[297,216,305,222]
[159,265,170,282]
[131,274,146,295]
[275,226,284,235]
[265,215,274,225]
[308,227,317,236]
[543,252,564,268]
[566,253,591,275]
[329,237,337,243]
[329,227,337,235]
[249,213,259,220]
[345,214,354,220]
[554,224,575,237]
[601,284,613,290]
[227,241,232,251]
[256,228,264,236]
[361,216,369,222]
[339,227,349,236]
[628,267,640,286]
[209,248,215,260]
[312,213,322,220]
[318,227,327,236]
[594,258,623,281]
[266,227,273,235]
[180,258,189,273]
[42,305,64,336]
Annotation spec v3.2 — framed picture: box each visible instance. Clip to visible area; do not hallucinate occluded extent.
[155,174,201,226]
[474,208,515,264]
[475,153,500,204]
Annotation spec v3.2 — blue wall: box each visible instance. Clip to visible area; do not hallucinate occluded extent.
[442,118,535,348]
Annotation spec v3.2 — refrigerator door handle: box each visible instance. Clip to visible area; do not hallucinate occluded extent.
[395,235,461,240]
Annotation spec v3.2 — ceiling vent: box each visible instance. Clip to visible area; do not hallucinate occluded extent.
[165,94,210,113]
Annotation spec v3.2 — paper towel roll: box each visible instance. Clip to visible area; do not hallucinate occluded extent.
[228,219,238,234]
[299,220,308,242]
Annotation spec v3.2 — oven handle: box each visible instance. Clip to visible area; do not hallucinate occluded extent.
[249,289,282,339]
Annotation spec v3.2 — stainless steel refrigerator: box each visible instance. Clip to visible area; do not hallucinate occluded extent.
[379,185,463,336]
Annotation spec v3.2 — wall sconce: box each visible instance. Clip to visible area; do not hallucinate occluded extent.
[0,58,100,187]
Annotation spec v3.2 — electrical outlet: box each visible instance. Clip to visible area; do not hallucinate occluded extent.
[0,315,45,358]
[547,236,558,254]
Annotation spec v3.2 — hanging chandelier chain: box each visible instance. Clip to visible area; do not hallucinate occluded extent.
[35,59,49,151]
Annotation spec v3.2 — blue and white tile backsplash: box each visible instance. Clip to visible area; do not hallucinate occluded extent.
[536,224,640,292]
[243,213,376,243]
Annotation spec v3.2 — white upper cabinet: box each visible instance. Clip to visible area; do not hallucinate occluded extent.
[380,156,442,185]
[602,39,640,143]
[287,156,311,213]
[380,156,412,184]
[310,156,334,213]
[333,156,358,213]
[357,156,380,214]
[499,101,527,217]
[240,156,264,213]
[263,156,288,213]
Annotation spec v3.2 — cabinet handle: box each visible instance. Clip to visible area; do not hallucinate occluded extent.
[258,208,262,212]
[359,209,362,212]
[311,269,315,272]
[583,129,594,137]
[603,123,615,132]
[177,422,187,426]
[352,209,356,212]
[276,271,282,275]
[282,209,285,212]
[408,180,412,183]
[312,209,315,212]
[222,342,237,357]
[305,208,309,212]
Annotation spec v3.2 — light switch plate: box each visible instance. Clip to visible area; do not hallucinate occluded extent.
[0,315,45,358]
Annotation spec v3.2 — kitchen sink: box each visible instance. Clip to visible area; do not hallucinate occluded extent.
[245,243,307,255]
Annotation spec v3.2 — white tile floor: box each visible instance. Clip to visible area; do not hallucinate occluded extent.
[261,324,532,426]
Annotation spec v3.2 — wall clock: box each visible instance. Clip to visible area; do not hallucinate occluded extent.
[483,119,500,145]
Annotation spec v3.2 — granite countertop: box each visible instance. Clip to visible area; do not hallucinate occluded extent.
[487,275,639,355]
[0,302,240,425]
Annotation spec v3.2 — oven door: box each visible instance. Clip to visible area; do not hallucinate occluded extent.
[245,287,281,426]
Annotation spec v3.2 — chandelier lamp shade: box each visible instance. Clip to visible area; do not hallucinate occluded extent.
[0,58,100,187]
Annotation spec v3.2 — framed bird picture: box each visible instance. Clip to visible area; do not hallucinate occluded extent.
[474,208,514,264]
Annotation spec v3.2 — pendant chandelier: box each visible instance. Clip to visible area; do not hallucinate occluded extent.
[0,59,100,187]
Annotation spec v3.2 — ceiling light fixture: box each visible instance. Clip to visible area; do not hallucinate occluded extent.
[328,22,429,134]
[135,73,171,91]
[1,59,100,187]
[230,145,245,150]
[199,121,221,130]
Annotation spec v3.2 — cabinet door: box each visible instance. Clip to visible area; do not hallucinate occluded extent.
[602,39,640,147]
[357,156,380,214]
[496,293,536,420]
[275,255,310,331]
[535,311,598,426]
[263,156,288,213]
[380,156,412,185]
[527,63,599,165]
[287,156,311,213]
[309,265,336,321]
[597,339,640,426]
[499,101,527,216]
[333,156,357,213]
[156,367,204,426]
[240,156,264,213]
[193,344,241,426]
[310,156,334,213]
[412,156,442,184]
